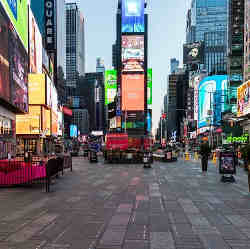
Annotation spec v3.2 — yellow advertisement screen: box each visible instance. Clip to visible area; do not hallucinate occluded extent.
[28,74,46,105]
[16,106,41,135]
[42,107,51,136]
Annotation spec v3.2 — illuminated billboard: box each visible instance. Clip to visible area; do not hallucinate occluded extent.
[9,26,29,113]
[183,42,204,64]
[237,81,250,117]
[147,69,152,106]
[122,0,145,33]
[105,70,117,105]
[122,74,145,111]
[28,74,46,105]
[16,106,41,134]
[0,7,10,103]
[122,35,144,72]
[0,0,28,51]
[70,125,78,138]
[198,75,228,128]
[29,7,42,73]
[51,110,58,136]
[42,106,51,136]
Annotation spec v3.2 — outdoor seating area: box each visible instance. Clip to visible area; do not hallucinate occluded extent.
[0,155,72,192]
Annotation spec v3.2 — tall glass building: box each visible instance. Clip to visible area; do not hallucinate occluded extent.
[186,0,228,74]
[66,2,85,89]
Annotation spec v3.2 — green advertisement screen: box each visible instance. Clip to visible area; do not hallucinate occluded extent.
[105,70,117,105]
[147,68,152,106]
[0,0,28,51]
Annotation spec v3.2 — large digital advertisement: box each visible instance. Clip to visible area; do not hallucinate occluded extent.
[147,68,152,106]
[16,106,41,134]
[0,0,28,51]
[183,42,204,65]
[105,70,117,105]
[122,35,144,72]
[0,7,10,103]
[122,74,145,111]
[237,81,250,117]
[198,75,228,128]
[28,74,46,105]
[122,0,145,33]
[9,25,28,113]
[29,6,42,73]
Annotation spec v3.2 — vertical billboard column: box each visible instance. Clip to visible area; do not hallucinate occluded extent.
[120,0,147,134]
[44,0,56,52]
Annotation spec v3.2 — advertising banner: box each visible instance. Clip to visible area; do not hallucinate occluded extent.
[105,70,117,105]
[122,0,144,33]
[44,108,51,136]
[44,0,56,51]
[122,74,145,111]
[0,7,10,103]
[198,75,228,128]
[0,0,28,51]
[9,26,28,113]
[28,74,46,105]
[183,42,204,64]
[29,7,42,73]
[42,106,51,136]
[122,35,144,72]
[237,81,250,117]
[57,111,63,136]
[16,106,41,134]
[219,152,236,175]
[147,68,152,106]
[51,110,58,136]
[70,125,78,138]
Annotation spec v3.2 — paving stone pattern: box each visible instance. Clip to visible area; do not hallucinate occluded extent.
[0,158,250,249]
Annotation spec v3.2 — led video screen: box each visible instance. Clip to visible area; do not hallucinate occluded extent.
[9,25,29,113]
[122,35,144,72]
[0,8,10,103]
[122,0,145,33]
[29,6,42,73]
[1,0,28,51]
[122,74,145,111]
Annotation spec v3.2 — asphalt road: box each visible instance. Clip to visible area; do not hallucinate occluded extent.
[0,157,250,249]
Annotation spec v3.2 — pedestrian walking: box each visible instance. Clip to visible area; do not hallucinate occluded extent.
[199,142,211,174]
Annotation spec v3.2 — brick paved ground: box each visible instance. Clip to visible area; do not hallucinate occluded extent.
[0,157,249,249]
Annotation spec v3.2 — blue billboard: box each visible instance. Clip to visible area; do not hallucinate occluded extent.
[122,0,145,33]
[70,125,78,138]
[198,75,228,128]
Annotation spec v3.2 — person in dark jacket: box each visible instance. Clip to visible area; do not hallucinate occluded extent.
[199,142,211,173]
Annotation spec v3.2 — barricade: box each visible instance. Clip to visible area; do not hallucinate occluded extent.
[185,152,190,161]
[0,155,73,192]
[212,152,217,164]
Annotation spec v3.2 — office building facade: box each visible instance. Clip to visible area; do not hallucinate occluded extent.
[186,0,228,74]
[170,58,179,73]
[66,2,85,90]
[244,0,250,81]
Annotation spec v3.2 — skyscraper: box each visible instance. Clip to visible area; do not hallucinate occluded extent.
[66,2,85,90]
[170,58,179,73]
[186,0,228,74]
[96,57,105,74]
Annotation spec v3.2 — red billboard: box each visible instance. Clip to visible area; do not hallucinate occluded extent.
[122,74,145,111]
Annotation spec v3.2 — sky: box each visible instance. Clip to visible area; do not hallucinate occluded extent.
[79,0,192,132]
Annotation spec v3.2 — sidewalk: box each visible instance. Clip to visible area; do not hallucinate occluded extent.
[0,157,249,249]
